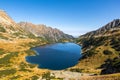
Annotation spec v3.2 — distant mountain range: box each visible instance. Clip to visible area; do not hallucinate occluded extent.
[0,10,73,42]
[18,22,73,42]
[77,19,120,74]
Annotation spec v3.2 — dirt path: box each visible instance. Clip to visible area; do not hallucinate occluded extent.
[50,70,93,80]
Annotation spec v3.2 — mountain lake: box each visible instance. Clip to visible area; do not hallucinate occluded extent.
[26,42,81,70]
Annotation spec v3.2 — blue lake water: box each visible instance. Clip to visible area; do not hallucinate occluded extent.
[26,43,81,70]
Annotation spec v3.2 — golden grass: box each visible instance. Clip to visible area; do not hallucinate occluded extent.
[0,38,36,52]
[72,45,118,74]
[0,38,49,80]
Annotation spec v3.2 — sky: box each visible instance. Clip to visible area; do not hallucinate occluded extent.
[0,0,120,37]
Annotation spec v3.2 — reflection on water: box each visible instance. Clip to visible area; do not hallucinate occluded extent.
[26,43,81,70]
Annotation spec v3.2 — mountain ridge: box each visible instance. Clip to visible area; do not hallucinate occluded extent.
[0,9,73,42]
[0,10,24,34]
[79,19,120,39]
[18,22,73,42]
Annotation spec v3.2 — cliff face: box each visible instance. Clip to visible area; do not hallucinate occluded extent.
[18,22,74,42]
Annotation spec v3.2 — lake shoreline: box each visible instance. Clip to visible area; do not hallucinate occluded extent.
[26,42,81,70]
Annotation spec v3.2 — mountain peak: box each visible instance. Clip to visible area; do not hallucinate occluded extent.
[80,19,120,38]
[0,9,5,12]
[0,10,15,26]
[0,10,15,25]
[100,19,120,29]
[0,10,24,33]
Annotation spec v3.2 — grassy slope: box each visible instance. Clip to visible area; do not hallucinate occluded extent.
[74,36,118,73]
[0,24,73,80]
[0,32,49,80]
[69,29,120,79]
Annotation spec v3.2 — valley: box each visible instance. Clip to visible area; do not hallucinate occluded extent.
[0,9,120,80]
[0,10,73,80]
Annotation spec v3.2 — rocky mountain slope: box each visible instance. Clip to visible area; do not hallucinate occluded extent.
[76,19,120,74]
[0,10,38,41]
[0,10,75,79]
[0,10,74,79]
[18,22,73,42]
[79,19,120,39]
[0,10,25,34]
[0,10,50,80]
[0,10,73,42]
[0,10,15,26]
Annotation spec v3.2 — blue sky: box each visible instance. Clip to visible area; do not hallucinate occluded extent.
[0,0,120,37]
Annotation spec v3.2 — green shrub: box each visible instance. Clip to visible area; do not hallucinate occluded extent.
[0,26,6,32]
[0,49,4,55]
[69,68,83,72]
[101,57,120,74]
[42,72,63,80]
[0,52,18,65]
[31,76,39,80]
[0,69,16,77]
[85,50,97,57]
[42,72,51,80]
[0,34,8,40]
[103,50,113,55]
[10,75,21,79]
